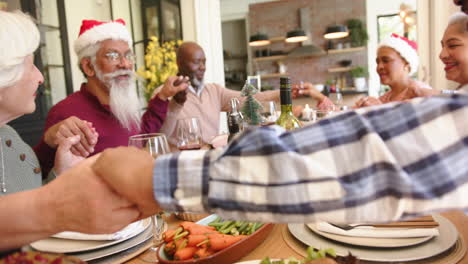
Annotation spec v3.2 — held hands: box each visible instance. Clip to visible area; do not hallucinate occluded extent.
[293,82,326,102]
[157,76,190,101]
[44,116,98,157]
[54,135,86,175]
[354,96,382,108]
[39,155,140,234]
[92,147,161,219]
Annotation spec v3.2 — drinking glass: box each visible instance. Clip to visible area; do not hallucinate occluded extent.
[128,133,169,262]
[329,92,343,109]
[261,101,278,124]
[176,117,203,150]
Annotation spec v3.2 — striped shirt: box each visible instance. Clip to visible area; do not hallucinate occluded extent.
[154,94,468,223]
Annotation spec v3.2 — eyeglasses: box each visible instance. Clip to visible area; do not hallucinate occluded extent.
[104,51,136,64]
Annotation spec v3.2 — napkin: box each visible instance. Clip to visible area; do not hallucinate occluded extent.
[52,219,147,241]
[316,222,439,238]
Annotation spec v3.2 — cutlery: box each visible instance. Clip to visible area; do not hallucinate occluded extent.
[329,221,439,231]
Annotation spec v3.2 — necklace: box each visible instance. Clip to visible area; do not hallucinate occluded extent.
[0,137,5,193]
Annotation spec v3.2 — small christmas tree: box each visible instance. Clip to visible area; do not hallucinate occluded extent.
[240,82,263,125]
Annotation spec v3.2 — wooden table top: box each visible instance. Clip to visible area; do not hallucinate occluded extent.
[127,210,467,264]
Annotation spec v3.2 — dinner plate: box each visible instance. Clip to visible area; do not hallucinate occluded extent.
[306,223,434,248]
[69,224,153,261]
[288,214,458,262]
[30,218,150,253]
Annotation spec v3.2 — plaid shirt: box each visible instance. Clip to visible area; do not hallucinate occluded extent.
[154,95,468,223]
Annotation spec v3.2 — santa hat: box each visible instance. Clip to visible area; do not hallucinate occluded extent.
[379,33,419,76]
[74,19,132,55]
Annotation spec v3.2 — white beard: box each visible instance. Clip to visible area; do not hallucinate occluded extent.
[191,77,204,91]
[95,68,142,132]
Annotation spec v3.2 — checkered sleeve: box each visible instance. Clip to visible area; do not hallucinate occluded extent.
[154,95,468,223]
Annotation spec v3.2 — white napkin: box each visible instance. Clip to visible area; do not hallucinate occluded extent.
[52,220,147,241]
[316,222,439,238]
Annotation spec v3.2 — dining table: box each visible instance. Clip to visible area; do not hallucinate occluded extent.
[126,210,467,264]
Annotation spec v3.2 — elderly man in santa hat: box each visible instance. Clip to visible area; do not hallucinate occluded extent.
[33,19,188,175]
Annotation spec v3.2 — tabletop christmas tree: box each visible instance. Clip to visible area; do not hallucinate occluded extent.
[240,82,263,126]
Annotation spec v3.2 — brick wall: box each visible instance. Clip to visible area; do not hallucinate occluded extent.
[249,0,368,89]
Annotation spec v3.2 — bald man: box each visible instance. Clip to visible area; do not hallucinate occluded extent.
[160,42,280,145]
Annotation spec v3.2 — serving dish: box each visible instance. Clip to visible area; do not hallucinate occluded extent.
[157,214,273,264]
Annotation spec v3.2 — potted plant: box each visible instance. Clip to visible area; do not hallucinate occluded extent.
[346,19,368,47]
[350,66,368,91]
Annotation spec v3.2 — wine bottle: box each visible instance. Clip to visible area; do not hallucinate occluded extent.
[276,77,302,130]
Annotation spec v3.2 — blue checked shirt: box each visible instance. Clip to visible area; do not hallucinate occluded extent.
[154,95,468,223]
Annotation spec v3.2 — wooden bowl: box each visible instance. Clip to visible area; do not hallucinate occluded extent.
[157,221,274,264]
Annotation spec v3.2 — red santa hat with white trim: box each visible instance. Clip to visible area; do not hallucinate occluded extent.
[378,33,419,76]
[74,19,132,55]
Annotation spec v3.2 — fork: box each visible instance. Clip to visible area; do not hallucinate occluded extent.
[329,221,439,231]
[329,223,377,231]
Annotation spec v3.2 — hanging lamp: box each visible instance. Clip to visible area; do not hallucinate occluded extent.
[285,29,308,43]
[249,33,271,47]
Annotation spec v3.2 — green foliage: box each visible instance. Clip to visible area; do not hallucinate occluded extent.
[240,83,263,125]
[350,66,368,78]
[346,18,368,47]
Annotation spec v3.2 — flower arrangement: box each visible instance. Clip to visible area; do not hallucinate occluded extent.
[137,37,182,101]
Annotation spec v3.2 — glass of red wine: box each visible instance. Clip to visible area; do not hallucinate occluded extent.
[176,117,203,150]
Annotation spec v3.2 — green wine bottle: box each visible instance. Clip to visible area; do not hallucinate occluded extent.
[276,77,302,130]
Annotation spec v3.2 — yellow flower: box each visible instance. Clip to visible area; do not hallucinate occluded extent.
[139,38,180,101]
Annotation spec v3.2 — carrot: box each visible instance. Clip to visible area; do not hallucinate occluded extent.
[208,235,244,251]
[175,238,188,250]
[179,221,197,230]
[187,225,219,235]
[174,246,198,260]
[187,234,208,247]
[163,241,176,256]
[162,229,177,242]
[193,247,215,259]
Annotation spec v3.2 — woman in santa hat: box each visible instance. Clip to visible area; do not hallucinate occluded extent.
[301,33,433,110]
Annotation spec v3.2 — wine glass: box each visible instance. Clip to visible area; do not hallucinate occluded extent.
[261,101,278,125]
[128,133,169,262]
[176,117,203,150]
[329,92,343,109]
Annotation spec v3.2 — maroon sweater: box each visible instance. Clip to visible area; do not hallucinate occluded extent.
[33,83,168,175]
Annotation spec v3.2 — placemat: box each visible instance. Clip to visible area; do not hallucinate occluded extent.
[281,225,466,264]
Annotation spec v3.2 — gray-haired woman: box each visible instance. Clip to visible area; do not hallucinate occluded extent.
[0,10,138,252]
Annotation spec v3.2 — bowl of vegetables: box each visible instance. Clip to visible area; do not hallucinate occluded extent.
[157,215,273,264]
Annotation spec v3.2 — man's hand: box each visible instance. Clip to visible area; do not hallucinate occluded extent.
[92,147,161,218]
[173,90,188,105]
[44,117,98,157]
[39,155,140,234]
[157,76,189,101]
[53,135,86,175]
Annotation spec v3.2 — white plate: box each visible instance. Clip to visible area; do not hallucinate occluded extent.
[288,214,458,262]
[70,224,153,261]
[30,218,150,253]
[306,223,434,248]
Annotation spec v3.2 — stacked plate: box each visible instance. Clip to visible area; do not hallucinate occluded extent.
[288,214,459,263]
[29,219,152,262]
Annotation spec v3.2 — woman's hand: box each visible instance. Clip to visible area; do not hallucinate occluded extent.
[354,96,382,108]
[294,82,326,102]
[54,135,87,175]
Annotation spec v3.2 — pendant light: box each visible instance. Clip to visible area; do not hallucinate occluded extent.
[324,25,349,39]
[249,33,271,47]
[323,1,349,39]
[285,29,308,43]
